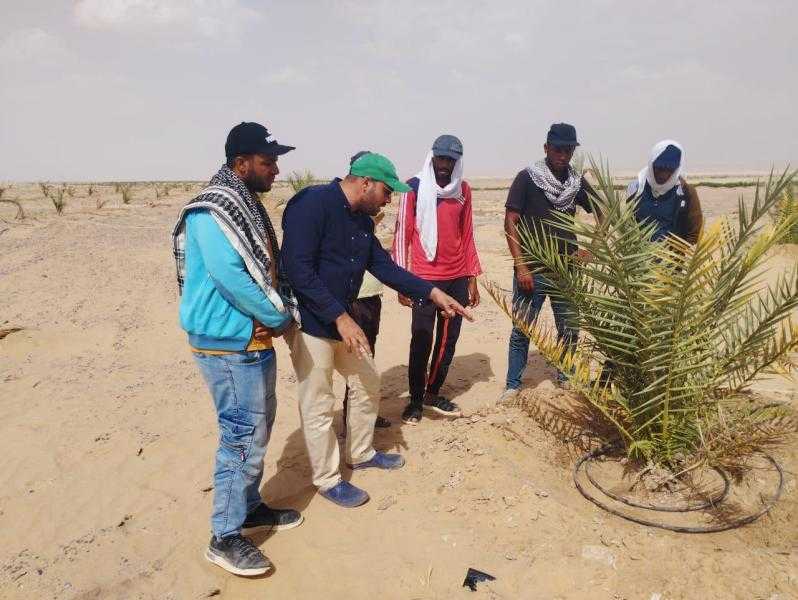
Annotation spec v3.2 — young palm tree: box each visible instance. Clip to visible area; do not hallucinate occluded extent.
[770,185,798,244]
[486,159,797,471]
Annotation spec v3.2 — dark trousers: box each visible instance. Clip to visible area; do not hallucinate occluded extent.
[408,277,469,406]
[343,295,382,424]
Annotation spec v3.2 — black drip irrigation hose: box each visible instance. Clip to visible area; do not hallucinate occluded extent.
[573,445,785,533]
[584,457,731,512]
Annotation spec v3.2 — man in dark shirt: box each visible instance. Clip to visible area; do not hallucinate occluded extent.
[501,123,594,403]
[281,152,472,508]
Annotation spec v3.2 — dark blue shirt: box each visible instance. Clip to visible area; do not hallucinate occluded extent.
[281,179,434,340]
[635,182,683,242]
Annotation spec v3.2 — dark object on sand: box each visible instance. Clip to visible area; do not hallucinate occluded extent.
[462,567,495,591]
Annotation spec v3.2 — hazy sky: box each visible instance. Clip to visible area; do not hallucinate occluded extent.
[1,1,796,181]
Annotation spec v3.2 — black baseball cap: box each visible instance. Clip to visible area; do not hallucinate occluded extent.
[546,123,579,147]
[225,122,295,158]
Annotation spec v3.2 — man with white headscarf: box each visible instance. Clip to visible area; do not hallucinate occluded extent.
[392,134,482,425]
[627,140,703,244]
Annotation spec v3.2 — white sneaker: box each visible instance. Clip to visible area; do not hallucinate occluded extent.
[498,388,520,405]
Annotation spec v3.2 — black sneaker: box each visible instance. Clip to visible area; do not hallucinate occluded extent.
[242,502,304,534]
[205,534,273,577]
[423,393,462,417]
[341,415,391,438]
[401,404,423,425]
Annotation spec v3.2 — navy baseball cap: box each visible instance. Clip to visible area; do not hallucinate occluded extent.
[546,123,580,147]
[432,134,463,159]
[652,144,682,170]
[225,122,295,158]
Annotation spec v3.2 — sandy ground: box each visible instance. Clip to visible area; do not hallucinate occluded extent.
[0,179,796,600]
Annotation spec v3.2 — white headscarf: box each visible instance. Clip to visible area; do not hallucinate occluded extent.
[415,150,464,261]
[635,139,685,198]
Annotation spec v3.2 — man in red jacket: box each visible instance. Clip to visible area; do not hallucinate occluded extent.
[392,135,482,425]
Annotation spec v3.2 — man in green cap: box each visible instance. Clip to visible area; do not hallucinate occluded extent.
[281,152,473,508]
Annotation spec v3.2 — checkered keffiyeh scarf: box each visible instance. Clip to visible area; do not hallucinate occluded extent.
[526,159,582,212]
[172,164,300,324]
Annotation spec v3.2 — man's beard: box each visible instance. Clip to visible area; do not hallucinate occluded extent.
[245,174,271,194]
[362,188,382,215]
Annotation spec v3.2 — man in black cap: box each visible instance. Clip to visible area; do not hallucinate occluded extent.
[500,123,595,402]
[172,121,302,577]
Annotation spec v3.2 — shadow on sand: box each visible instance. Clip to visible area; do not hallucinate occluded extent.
[261,352,494,507]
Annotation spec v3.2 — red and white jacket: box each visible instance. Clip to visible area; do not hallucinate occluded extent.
[391,177,482,281]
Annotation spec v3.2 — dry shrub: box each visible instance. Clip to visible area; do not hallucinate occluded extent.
[40,183,66,214]
[287,170,316,193]
[118,183,134,204]
[0,184,25,220]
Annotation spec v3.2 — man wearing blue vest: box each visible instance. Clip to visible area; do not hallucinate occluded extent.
[627,140,703,244]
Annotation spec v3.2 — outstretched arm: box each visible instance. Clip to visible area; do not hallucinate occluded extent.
[370,235,473,321]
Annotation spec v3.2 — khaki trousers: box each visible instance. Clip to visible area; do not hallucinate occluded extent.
[286,329,379,490]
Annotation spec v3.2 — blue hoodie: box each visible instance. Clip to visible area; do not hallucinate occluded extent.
[178,210,290,351]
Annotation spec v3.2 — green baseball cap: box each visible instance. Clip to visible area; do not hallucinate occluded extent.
[349,152,411,193]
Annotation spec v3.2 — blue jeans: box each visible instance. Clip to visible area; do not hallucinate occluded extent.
[193,349,277,539]
[506,273,578,390]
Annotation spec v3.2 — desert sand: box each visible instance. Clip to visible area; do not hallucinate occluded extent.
[0,178,796,600]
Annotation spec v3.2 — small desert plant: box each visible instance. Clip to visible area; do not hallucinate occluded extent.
[487,158,798,472]
[87,183,96,197]
[40,183,67,214]
[287,170,316,193]
[154,183,174,201]
[0,184,25,220]
[65,185,76,198]
[118,183,134,205]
